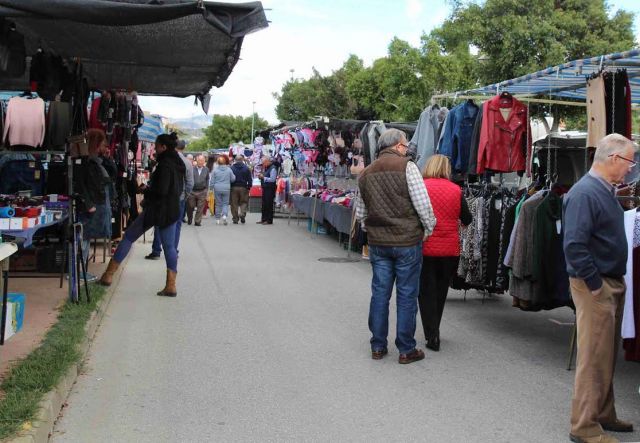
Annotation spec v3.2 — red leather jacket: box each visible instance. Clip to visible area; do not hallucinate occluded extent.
[477,95,531,175]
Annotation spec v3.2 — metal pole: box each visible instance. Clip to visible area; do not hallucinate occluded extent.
[250,101,256,144]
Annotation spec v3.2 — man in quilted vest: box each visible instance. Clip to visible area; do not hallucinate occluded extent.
[355,128,436,364]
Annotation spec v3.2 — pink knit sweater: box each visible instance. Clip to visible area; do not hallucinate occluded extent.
[3,96,46,148]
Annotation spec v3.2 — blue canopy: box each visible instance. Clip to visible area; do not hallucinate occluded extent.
[138,114,165,143]
[443,49,640,103]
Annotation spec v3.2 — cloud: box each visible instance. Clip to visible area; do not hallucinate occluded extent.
[406,0,423,19]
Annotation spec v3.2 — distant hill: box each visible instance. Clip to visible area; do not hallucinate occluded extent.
[167,115,213,140]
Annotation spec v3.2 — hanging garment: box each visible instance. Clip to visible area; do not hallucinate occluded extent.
[411,105,448,172]
[3,96,46,147]
[468,102,484,175]
[623,246,640,361]
[47,101,72,150]
[603,69,631,139]
[438,100,479,173]
[477,95,531,175]
[622,209,636,340]
[586,75,606,148]
[507,192,545,303]
[531,191,570,308]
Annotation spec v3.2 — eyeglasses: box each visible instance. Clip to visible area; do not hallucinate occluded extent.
[609,153,637,167]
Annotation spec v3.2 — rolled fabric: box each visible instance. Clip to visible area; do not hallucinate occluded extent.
[0,207,15,218]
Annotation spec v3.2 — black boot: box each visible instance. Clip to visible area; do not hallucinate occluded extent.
[426,332,440,352]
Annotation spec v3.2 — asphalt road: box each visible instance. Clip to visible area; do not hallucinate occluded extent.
[52,213,640,442]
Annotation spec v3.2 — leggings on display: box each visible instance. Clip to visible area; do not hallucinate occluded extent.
[113,211,178,272]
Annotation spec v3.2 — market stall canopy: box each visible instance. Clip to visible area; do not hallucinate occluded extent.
[138,114,165,143]
[0,0,268,97]
[435,49,640,104]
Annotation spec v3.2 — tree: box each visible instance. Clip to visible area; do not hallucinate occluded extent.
[187,114,268,151]
[433,0,636,85]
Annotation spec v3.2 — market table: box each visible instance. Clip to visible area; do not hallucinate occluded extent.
[0,217,65,248]
[323,203,353,235]
[0,242,18,344]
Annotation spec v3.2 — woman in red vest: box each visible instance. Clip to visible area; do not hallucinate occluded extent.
[419,155,472,351]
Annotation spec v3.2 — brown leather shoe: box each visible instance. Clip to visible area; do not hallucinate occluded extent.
[371,348,388,360]
[602,419,633,433]
[569,433,620,443]
[398,348,425,364]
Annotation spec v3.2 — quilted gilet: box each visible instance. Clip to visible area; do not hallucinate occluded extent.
[358,150,423,247]
[422,178,461,256]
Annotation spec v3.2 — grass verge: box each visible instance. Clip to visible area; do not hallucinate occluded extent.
[0,284,106,440]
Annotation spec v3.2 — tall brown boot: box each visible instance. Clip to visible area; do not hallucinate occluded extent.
[99,259,120,287]
[157,270,177,297]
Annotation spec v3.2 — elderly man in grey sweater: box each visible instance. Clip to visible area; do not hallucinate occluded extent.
[563,133,636,443]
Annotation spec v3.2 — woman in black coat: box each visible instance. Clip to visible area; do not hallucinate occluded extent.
[99,133,185,297]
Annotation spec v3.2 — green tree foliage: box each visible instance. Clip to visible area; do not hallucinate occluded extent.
[435,0,636,85]
[188,114,268,150]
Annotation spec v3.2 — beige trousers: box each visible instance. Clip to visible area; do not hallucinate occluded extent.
[569,276,625,438]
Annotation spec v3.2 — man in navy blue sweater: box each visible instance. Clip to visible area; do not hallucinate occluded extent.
[563,133,636,443]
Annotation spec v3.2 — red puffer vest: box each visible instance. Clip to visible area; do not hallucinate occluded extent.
[422,178,462,257]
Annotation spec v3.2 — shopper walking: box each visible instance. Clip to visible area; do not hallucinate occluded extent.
[230,154,252,224]
[210,155,235,225]
[146,140,193,260]
[99,133,185,297]
[186,154,209,226]
[258,156,277,225]
[418,155,471,352]
[355,128,436,364]
[563,133,636,443]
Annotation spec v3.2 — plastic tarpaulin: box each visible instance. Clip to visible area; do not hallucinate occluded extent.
[0,0,268,97]
[440,49,640,104]
[138,114,164,143]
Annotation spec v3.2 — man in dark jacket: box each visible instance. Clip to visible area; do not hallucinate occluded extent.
[258,157,277,225]
[563,133,636,443]
[356,128,436,365]
[230,155,252,224]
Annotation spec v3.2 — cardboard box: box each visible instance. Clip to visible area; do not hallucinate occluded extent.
[26,218,36,228]
[3,293,25,341]
[9,218,23,230]
[0,219,9,230]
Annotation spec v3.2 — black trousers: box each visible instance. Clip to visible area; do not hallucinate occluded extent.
[418,256,460,340]
[261,184,276,222]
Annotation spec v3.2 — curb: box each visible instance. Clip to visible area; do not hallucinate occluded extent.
[5,255,129,443]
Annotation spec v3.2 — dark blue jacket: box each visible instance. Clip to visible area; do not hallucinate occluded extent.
[438,100,479,173]
[562,173,627,291]
[231,162,252,189]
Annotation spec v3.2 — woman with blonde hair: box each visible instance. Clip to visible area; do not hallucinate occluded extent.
[419,154,472,351]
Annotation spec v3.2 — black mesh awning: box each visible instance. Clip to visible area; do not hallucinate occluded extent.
[0,0,268,97]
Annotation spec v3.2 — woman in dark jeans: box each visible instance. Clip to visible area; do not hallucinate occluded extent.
[99,133,185,297]
[75,128,112,282]
[419,155,472,351]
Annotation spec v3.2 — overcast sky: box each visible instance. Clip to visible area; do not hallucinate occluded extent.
[139,0,640,125]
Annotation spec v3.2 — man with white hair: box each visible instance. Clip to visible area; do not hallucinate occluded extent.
[563,133,636,443]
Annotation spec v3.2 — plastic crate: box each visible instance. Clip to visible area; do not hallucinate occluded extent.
[248,197,262,213]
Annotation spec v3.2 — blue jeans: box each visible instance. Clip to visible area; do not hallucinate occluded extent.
[114,211,178,272]
[368,244,422,354]
[214,189,230,219]
[152,199,185,255]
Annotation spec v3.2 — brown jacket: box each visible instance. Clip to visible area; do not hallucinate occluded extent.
[358,150,423,247]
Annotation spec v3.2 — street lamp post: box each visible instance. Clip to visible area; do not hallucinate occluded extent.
[250,101,256,144]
